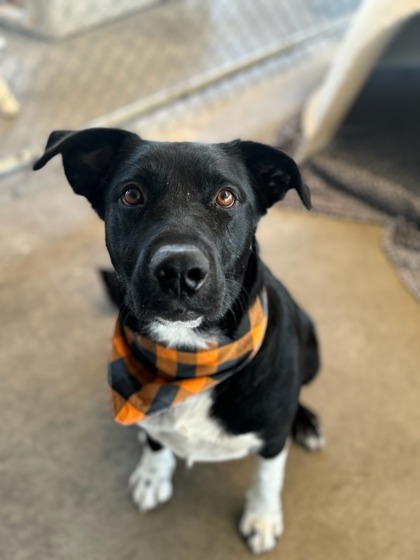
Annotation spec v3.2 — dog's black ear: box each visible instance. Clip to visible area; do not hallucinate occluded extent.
[234,140,311,211]
[33,128,139,218]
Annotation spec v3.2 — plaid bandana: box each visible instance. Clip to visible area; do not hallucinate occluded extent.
[108,290,268,425]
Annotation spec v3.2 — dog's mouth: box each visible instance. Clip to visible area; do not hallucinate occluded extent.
[127,292,211,326]
[156,316,203,328]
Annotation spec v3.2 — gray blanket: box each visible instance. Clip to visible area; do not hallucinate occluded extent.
[280,67,420,301]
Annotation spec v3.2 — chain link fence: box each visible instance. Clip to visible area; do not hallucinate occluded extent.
[0,0,360,176]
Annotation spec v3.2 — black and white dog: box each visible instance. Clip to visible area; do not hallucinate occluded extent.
[34,128,323,555]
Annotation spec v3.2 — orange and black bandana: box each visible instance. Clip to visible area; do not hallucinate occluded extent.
[108,290,268,425]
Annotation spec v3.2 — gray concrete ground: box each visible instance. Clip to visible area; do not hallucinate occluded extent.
[1,47,420,560]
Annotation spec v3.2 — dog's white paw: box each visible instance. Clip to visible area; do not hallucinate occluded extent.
[239,509,283,555]
[298,430,326,452]
[129,446,176,512]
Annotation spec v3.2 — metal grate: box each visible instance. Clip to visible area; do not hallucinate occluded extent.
[0,0,361,176]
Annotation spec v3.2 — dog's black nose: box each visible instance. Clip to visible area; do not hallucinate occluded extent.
[150,245,209,297]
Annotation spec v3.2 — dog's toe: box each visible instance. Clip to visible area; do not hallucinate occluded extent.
[239,510,283,555]
[132,477,173,511]
[129,447,176,512]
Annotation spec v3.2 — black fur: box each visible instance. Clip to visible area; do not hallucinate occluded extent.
[33,127,321,457]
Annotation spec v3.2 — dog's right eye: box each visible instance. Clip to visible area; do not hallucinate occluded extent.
[121,185,144,207]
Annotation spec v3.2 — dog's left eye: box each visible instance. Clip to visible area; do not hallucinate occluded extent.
[121,185,144,207]
[215,188,236,208]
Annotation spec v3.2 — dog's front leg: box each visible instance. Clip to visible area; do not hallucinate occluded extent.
[129,432,176,512]
[240,444,289,555]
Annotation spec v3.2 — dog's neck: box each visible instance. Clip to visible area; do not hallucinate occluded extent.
[109,284,269,424]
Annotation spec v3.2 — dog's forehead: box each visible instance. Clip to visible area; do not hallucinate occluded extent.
[122,140,246,185]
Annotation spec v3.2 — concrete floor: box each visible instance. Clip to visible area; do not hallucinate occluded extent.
[1,52,420,560]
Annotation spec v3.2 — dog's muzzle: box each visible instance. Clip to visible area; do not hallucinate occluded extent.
[149,244,210,299]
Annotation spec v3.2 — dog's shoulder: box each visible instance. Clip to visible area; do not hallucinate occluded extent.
[210,262,313,454]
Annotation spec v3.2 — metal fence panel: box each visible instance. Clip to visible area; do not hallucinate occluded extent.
[0,0,361,174]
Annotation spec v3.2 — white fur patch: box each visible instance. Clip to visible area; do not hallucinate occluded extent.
[129,445,176,512]
[148,318,217,350]
[240,445,289,555]
[140,391,262,464]
[158,317,203,328]
[300,432,326,452]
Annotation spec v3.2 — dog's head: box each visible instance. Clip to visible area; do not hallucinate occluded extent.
[34,128,310,330]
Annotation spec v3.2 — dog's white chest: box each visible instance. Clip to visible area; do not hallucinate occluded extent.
[139,391,262,463]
